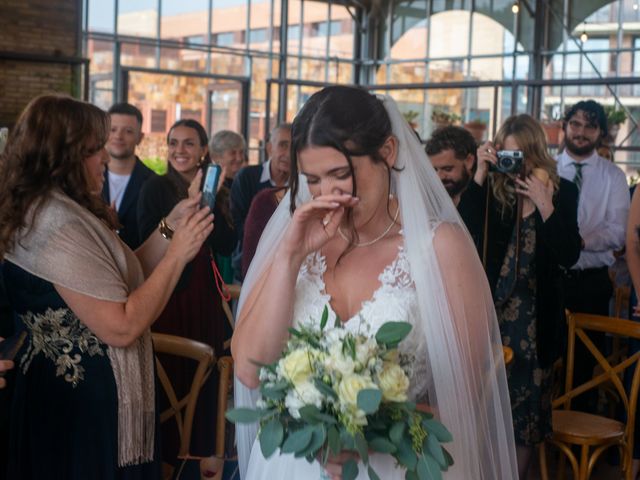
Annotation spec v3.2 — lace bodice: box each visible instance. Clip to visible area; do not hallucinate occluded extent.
[292,244,430,402]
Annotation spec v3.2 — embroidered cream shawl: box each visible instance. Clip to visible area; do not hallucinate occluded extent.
[6,190,155,466]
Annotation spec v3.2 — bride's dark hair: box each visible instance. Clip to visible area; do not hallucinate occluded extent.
[289,86,397,247]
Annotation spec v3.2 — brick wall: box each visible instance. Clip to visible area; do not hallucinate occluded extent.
[0,0,81,127]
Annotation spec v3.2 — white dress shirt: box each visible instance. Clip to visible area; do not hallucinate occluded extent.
[556,150,630,269]
[259,159,288,187]
[108,171,131,211]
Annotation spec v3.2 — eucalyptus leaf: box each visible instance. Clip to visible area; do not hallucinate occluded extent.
[417,454,443,480]
[368,466,381,480]
[225,408,265,424]
[423,419,453,443]
[355,432,369,464]
[424,433,447,469]
[296,424,326,459]
[357,388,382,414]
[396,436,418,470]
[342,458,359,480]
[340,429,356,450]
[259,418,283,458]
[299,405,338,425]
[281,427,313,454]
[328,426,341,456]
[369,436,397,454]
[389,421,406,445]
[442,447,454,467]
[260,386,287,401]
[406,471,419,480]
[320,305,329,330]
[334,314,342,328]
[375,322,412,347]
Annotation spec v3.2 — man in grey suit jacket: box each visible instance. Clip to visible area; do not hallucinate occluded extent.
[102,103,155,250]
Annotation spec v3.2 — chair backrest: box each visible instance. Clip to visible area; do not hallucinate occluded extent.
[215,356,234,458]
[554,312,640,450]
[614,286,631,319]
[152,332,215,457]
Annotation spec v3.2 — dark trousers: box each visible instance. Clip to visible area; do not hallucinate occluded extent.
[562,266,613,413]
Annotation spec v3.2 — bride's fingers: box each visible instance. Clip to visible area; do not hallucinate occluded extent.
[312,193,359,206]
[323,206,345,236]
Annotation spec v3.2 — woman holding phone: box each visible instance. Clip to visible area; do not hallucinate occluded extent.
[0,95,213,478]
[137,119,235,475]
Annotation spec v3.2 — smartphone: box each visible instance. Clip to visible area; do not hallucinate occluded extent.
[0,331,27,362]
[201,163,222,211]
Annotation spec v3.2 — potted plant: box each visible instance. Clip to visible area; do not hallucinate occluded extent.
[431,109,461,130]
[463,118,487,143]
[402,110,420,129]
[604,105,627,143]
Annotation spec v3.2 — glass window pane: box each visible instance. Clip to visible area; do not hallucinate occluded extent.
[87,0,115,33]
[118,0,158,38]
[329,6,354,59]
[471,12,513,56]
[160,0,209,42]
[390,0,427,59]
[247,0,275,52]
[159,45,208,72]
[429,10,469,58]
[211,0,249,48]
[431,0,470,14]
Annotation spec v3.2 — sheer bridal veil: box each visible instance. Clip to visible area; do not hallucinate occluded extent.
[233,93,518,479]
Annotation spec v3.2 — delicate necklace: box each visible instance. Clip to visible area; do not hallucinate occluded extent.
[338,205,400,247]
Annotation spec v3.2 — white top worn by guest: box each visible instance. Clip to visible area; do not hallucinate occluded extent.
[556,150,629,270]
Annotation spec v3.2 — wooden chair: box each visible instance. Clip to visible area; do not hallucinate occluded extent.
[539,312,640,480]
[152,333,216,479]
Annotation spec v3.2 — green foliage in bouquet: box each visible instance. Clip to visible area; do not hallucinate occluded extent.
[226,306,454,480]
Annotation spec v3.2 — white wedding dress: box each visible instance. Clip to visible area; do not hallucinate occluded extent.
[245,242,429,479]
[235,93,518,480]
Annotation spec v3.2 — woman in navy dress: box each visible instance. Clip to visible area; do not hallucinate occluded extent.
[0,95,213,479]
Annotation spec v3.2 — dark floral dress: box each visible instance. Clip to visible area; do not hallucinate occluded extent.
[494,214,552,446]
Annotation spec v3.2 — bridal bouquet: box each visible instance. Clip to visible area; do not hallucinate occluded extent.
[227,306,454,480]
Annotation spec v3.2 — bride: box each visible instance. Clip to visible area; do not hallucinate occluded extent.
[231,86,518,479]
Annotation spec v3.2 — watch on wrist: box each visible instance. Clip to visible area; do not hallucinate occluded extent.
[159,217,174,240]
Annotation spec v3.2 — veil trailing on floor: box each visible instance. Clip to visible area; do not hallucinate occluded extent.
[233,94,518,479]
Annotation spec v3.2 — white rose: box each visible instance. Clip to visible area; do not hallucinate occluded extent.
[337,374,378,407]
[278,348,316,385]
[324,342,356,375]
[284,380,324,419]
[377,362,410,402]
[355,338,378,367]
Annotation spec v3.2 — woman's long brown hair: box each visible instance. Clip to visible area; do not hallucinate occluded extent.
[0,94,117,259]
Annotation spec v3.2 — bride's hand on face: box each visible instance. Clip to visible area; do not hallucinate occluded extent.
[281,193,358,262]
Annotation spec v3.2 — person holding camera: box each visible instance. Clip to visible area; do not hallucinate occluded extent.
[458,114,581,479]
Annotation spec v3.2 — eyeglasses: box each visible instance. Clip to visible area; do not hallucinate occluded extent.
[567,119,599,134]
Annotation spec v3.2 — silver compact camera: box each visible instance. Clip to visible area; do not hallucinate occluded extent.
[490,150,524,174]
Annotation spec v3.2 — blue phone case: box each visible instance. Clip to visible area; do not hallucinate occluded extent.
[201,164,222,210]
